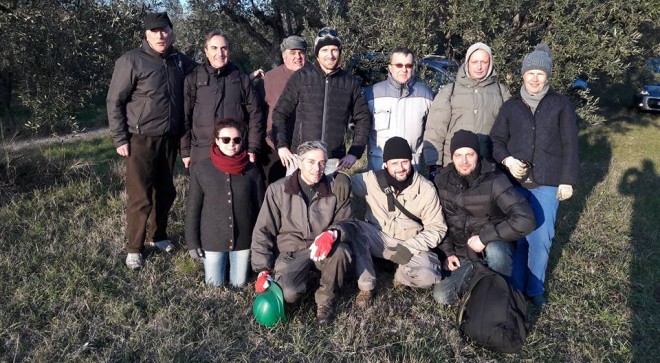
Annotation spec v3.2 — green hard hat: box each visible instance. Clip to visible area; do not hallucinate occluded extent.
[253,281,286,327]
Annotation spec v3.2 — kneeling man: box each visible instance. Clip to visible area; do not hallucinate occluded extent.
[251,141,354,323]
[432,129,535,304]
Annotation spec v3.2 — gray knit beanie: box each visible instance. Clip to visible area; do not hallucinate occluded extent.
[521,43,552,77]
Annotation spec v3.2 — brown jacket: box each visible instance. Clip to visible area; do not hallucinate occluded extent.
[251,170,353,272]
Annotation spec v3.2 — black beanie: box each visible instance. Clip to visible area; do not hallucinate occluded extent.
[314,27,342,56]
[383,137,412,162]
[450,130,480,157]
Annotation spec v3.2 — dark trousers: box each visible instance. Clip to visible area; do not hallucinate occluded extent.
[258,146,287,185]
[125,134,178,253]
[273,244,352,306]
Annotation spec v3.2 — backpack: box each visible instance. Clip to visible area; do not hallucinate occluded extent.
[456,261,528,353]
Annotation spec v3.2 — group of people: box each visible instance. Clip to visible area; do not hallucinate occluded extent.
[107,11,579,323]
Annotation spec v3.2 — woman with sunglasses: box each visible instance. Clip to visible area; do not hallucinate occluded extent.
[185,118,265,287]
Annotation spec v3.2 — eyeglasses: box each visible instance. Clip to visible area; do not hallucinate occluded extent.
[390,63,414,69]
[317,28,338,38]
[219,136,242,145]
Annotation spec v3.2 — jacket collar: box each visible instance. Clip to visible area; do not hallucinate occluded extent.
[141,39,176,59]
[386,73,412,97]
[456,65,498,88]
[204,61,236,77]
[284,169,333,197]
[313,63,341,78]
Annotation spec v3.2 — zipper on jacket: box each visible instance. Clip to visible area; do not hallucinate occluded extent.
[321,77,329,142]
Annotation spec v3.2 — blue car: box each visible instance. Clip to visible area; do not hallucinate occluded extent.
[635,58,660,112]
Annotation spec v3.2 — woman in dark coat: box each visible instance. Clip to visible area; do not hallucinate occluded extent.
[490,44,579,305]
[185,118,265,287]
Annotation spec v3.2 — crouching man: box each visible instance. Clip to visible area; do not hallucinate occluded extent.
[336,137,447,307]
[432,130,535,304]
[251,141,354,323]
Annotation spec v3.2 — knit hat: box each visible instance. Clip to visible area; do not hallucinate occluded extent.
[521,43,552,77]
[280,36,307,53]
[383,137,412,162]
[144,12,172,30]
[450,130,480,157]
[464,42,494,80]
[314,27,342,56]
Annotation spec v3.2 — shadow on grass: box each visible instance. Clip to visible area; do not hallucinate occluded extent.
[618,159,660,362]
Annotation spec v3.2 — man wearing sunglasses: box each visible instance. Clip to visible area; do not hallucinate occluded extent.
[272,27,371,174]
[423,42,511,177]
[364,47,434,171]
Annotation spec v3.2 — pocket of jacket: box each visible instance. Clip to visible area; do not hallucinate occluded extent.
[373,109,391,131]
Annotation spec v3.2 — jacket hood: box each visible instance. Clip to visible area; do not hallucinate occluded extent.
[456,62,499,88]
[463,42,494,81]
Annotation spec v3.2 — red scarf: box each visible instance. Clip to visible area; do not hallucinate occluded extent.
[210,144,250,175]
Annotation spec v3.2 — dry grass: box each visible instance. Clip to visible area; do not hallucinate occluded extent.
[1,110,659,362]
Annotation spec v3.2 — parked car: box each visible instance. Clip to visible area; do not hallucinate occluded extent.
[348,52,459,95]
[634,58,660,112]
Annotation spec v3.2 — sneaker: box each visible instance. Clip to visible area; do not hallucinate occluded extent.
[126,253,143,270]
[316,303,333,324]
[149,240,175,253]
[355,290,373,308]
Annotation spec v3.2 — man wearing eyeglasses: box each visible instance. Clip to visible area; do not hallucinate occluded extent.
[423,42,510,177]
[364,47,434,171]
[272,27,371,174]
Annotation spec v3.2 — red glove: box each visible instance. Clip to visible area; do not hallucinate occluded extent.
[255,271,272,293]
[309,230,337,261]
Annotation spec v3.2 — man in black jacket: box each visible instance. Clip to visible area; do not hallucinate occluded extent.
[107,12,195,270]
[271,27,371,174]
[182,31,263,167]
[432,130,535,304]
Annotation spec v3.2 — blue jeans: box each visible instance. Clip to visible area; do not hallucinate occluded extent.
[512,186,559,297]
[203,249,251,287]
[433,241,513,304]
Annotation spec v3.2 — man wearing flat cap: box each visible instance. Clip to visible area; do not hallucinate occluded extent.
[257,35,309,184]
[107,12,195,270]
[333,136,447,308]
[272,27,372,175]
[432,129,535,305]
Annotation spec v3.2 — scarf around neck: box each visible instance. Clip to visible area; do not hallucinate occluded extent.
[210,144,250,175]
[520,83,549,114]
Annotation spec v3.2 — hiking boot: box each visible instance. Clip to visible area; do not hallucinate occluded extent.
[126,253,143,270]
[149,240,175,253]
[355,290,373,308]
[316,303,333,324]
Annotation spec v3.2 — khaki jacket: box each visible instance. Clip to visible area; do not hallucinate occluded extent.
[351,170,447,254]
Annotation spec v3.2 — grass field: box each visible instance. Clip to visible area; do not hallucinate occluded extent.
[1,109,659,362]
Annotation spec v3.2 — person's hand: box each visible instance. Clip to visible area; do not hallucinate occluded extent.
[182,157,191,168]
[255,271,272,293]
[278,147,298,169]
[443,255,461,271]
[188,248,204,261]
[332,173,351,202]
[249,69,265,80]
[248,152,256,163]
[337,154,357,171]
[389,244,413,265]
[116,144,130,157]
[503,156,528,179]
[467,235,485,253]
[556,184,574,201]
[309,230,337,261]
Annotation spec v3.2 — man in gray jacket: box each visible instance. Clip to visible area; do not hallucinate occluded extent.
[423,42,510,174]
[251,141,354,324]
[364,47,434,171]
[107,12,195,269]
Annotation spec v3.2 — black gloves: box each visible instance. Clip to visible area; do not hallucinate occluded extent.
[389,244,413,265]
[332,172,351,202]
[188,248,205,261]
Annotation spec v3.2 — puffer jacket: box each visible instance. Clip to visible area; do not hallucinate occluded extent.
[271,63,372,159]
[107,40,195,148]
[434,161,536,258]
[423,66,511,166]
[351,170,447,254]
[490,91,579,187]
[182,62,263,161]
[364,74,433,168]
[251,169,353,272]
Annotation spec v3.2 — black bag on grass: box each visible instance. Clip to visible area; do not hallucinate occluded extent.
[456,261,528,353]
